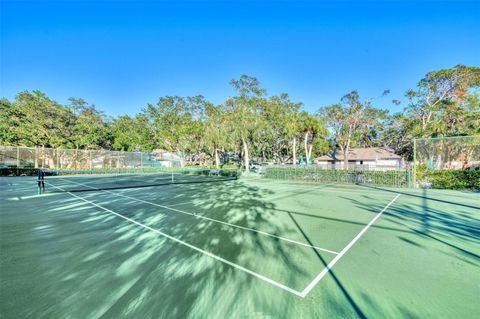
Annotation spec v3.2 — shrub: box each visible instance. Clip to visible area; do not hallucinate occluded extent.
[418,169,480,191]
[264,167,410,187]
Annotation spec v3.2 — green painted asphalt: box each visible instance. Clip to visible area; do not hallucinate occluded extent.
[1,176,479,318]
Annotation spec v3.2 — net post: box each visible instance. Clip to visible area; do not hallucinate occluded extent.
[41,145,45,168]
[117,151,120,173]
[16,146,20,176]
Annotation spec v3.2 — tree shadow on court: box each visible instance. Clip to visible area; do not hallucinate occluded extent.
[1,178,335,318]
[106,180,309,317]
[286,211,369,319]
[267,183,480,318]
[268,184,479,318]
[271,206,412,235]
[359,184,480,211]
[9,177,479,318]
[346,189,480,261]
[344,188,480,318]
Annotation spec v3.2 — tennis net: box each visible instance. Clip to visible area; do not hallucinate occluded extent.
[42,168,240,192]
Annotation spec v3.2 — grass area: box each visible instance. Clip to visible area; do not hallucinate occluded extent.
[0,176,479,318]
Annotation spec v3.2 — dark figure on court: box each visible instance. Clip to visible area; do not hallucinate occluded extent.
[37,169,45,190]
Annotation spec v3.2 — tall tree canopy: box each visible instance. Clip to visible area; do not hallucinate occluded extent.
[224,75,266,172]
[1,65,478,167]
[319,91,388,166]
[143,95,207,165]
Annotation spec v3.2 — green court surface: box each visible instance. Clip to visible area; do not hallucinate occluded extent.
[1,176,479,318]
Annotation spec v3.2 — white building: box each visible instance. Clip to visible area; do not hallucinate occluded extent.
[315,147,403,170]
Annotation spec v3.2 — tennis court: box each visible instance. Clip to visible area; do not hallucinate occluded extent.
[1,172,479,318]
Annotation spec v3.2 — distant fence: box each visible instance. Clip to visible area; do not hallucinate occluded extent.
[261,163,407,172]
[0,146,182,172]
[414,135,480,170]
[413,135,480,189]
[315,163,405,171]
[263,167,411,188]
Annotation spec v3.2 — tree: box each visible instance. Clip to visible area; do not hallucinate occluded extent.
[225,75,266,172]
[405,64,480,137]
[111,115,155,151]
[5,91,74,148]
[300,112,326,165]
[382,113,414,160]
[0,98,19,145]
[68,98,111,150]
[143,95,208,166]
[355,106,390,148]
[203,103,230,168]
[285,103,303,165]
[263,93,303,164]
[2,67,477,171]
[319,91,383,168]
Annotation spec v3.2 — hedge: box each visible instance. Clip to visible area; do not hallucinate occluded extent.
[418,169,480,191]
[264,167,411,187]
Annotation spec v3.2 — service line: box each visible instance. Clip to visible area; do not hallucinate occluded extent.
[59,179,340,255]
[300,193,401,297]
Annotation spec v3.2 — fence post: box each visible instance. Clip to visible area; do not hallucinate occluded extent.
[16,147,20,176]
[42,145,45,168]
[412,138,417,188]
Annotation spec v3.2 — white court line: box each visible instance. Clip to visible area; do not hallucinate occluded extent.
[46,182,304,297]
[164,184,391,206]
[299,193,401,297]
[263,183,395,197]
[58,179,339,255]
[165,200,196,207]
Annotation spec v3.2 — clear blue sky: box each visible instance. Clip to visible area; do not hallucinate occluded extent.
[1,0,479,116]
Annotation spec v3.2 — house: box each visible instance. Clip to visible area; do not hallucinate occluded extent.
[315,147,403,170]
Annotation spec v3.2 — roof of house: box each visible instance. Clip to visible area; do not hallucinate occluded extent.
[316,147,402,161]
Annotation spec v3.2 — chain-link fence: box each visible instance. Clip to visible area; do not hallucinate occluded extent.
[414,136,480,170]
[413,136,480,189]
[0,146,182,171]
[264,166,411,187]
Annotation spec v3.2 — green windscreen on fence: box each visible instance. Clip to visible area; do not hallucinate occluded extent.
[263,167,410,187]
